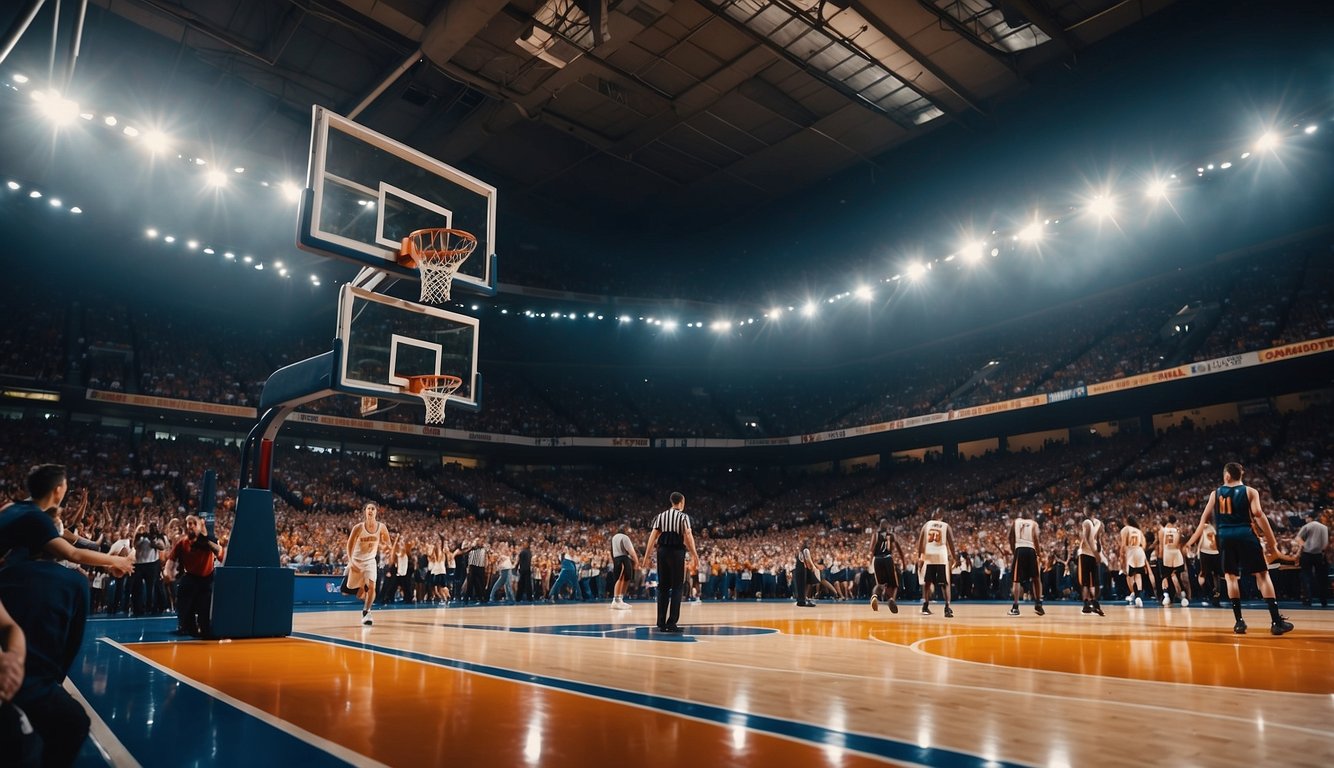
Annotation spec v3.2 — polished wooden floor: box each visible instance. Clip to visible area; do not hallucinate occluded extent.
[73,600,1334,767]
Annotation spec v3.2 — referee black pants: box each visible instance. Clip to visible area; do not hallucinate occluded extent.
[1299,552,1328,605]
[656,548,686,629]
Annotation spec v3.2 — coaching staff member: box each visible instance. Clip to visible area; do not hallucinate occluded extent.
[642,493,699,633]
[169,515,221,637]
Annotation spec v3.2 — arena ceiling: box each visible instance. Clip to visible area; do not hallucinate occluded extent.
[76,0,1177,225]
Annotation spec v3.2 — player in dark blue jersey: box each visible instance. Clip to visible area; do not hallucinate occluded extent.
[869,518,905,614]
[1184,462,1292,636]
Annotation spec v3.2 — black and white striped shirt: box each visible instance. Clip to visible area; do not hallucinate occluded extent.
[651,508,690,550]
[467,546,487,567]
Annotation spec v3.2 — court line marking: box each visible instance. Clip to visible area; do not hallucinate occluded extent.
[100,639,391,768]
[293,630,1029,768]
[602,637,1334,739]
[65,678,141,768]
[895,632,1334,701]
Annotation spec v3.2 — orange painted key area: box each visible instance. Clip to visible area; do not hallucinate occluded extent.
[750,617,1334,693]
[128,638,899,767]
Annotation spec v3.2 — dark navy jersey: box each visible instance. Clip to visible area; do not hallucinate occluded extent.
[1215,484,1253,533]
[873,529,892,558]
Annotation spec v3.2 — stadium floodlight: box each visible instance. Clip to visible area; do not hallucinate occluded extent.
[48,198,61,207]
[1087,195,1115,219]
[69,207,81,214]
[233,167,245,174]
[1146,179,1170,200]
[768,307,783,318]
[1220,162,1232,169]
[854,284,873,301]
[618,315,631,323]
[205,170,228,187]
[663,320,678,332]
[224,252,235,259]
[242,255,253,263]
[280,181,301,203]
[186,240,198,249]
[122,125,139,138]
[255,263,264,271]
[710,320,729,332]
[38,93,80,125]
[142,130,170,153]
[801,301,817,317]
[203,248,214,254]
[962,241,985,264]
[163,235,175,243]
[1240,152,1251,159]
[28,190,41,198]
[104,115,117,126]
[1254,131,1279,152]
[1304,125,1318,135]
[146,228,158,238]
[5,181,18,190]
[1018,222,1044,243]
[906,261,928,279]
[12,74,28,84]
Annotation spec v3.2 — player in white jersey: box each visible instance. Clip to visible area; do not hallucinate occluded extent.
[1195,521,1222,607]
[1008,513,1044,616]
[345,502,391,626]
[609,528,639,610]
[1119,517,1154,607]
[917,515,956,618]
[1157,514,1190,607]
[1076,513,1105,616]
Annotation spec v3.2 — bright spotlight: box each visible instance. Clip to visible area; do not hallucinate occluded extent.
[280,181,301,203]
[224,252,235,259]
[663,320,678,332]
[1018,222,1044,243]
[618,315,631,323]
[801,302,817,317]
[854,284,873,301]
[233,167,245,174]
[12,74,28,84]
[242,255,253,263]
[768,307,783,317]
[69,207,81,214]
[103,115,117,126]
[711,320,729,332]
[163,235,175,243]
[186,240,198,249]
[146,228,158,238]
[255,263,264,271]
[279,268,288,277]
[38,94,80,125]
[122,125,139,138]
[203,248,214,254]
[1146,179,1170,199]
[962,242,985,264]
[28,190,41,198]
[1087,195,1115,219]
[906,261,927,279]
[48,198,61,207]
[1304,124,1318,135]
[143,130,171,153]
[5,181,18,190]
[205,170,228,187]
[1255,131,1279,152]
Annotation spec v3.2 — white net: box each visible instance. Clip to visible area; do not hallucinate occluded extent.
[409,376,462,425]
[407,229,477,305]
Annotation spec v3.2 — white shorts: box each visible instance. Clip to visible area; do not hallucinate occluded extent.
[346,558,377,590]
[1162,549,1184,569]
[1126,546,1147,569]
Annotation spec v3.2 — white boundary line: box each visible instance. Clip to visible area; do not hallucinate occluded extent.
[293,631,957,768]
[101,639,391,768]
[611,643,1333,738]
[65,678,141,768]
[898,630,1334,699]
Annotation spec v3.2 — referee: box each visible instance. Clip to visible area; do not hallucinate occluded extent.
[643,492,699,633]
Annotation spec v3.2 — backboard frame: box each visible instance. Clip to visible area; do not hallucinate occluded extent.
[299,106,498,295]
[335,284,482,413]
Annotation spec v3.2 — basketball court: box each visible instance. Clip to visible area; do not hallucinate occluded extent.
[71,601,1334,767]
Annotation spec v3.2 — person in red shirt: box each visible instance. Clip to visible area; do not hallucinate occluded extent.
[169,516,221,637]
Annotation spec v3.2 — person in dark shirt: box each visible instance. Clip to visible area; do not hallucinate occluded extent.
[0,464,134,767]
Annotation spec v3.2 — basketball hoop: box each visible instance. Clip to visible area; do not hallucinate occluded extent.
[405,374,462,425]
[398,228,477,305]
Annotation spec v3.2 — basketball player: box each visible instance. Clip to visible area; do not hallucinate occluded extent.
[1008,512,1044,616]
[1194,519,1223,607]
[344,502,391,626]
[869,518,905,614]
[1157,514,1190,607]
[1119,517,1154,607]
[609,527,638,610]
[917,513,956,618]
[1076,512,1105,616]
[1184,463,1293,635]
